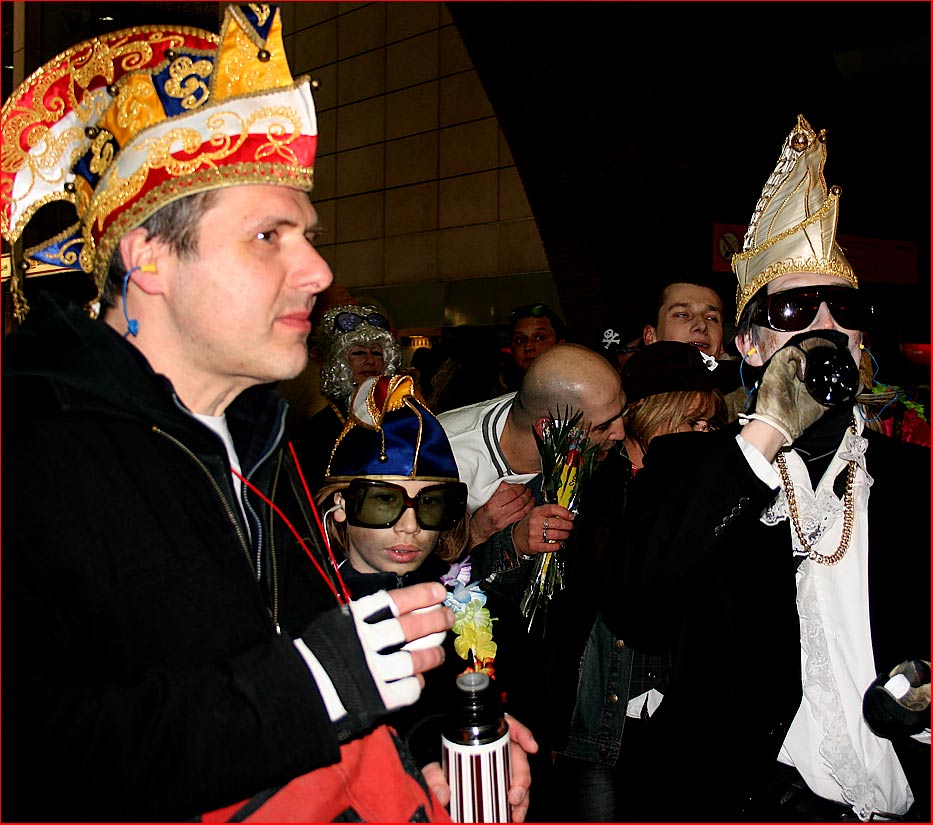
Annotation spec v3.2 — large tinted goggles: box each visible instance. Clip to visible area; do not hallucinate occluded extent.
[752,286,872,333]
[343,479,468,531]
[333,311,390,334]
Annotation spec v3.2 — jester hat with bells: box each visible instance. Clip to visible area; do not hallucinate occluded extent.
[1,4,317,318]
[326,374,461,484]
[731,114,857,324]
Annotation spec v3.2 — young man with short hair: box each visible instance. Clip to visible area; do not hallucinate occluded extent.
[643,277,726,358]
[507,302,567,376]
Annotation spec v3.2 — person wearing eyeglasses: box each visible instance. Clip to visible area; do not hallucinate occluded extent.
[619,340,727,473]
[314,373,540,823]
[293,303,403,493]
[506,302,567,386]
[601,116,929,822]
[542,340,726,822]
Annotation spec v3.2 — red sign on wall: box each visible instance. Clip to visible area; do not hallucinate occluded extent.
[711,223,918,285]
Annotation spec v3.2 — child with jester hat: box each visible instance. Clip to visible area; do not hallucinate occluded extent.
[314,374,542,821]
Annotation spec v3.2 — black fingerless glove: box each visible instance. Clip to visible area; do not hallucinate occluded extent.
[302,605,389,741]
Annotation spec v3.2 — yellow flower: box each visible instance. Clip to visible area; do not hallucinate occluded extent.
[452,599,498,663]
[557,464,578,508]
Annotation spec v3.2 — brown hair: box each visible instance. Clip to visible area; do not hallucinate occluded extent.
[315,482,470,564]
[101,189,221,309]
[624,389,726,454]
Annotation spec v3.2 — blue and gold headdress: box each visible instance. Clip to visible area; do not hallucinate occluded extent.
[326,375,460,483]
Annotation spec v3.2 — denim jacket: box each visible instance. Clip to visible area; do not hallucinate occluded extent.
[558,611,672,765]
[558,614,631,764]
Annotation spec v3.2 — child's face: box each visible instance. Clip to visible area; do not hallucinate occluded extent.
[336,480,441,576]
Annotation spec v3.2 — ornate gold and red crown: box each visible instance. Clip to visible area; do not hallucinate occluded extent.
[1,4,317,297]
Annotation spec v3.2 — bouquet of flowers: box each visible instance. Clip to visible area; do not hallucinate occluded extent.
[519,407,601,637]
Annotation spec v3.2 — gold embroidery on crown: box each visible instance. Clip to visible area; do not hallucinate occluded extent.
[223,28,261,92]
[0,26,214,240]
[113,75,160,133]
[71,37,152,91]
[42,236,84,269]
[249,4,272,27]
[23,221,84,267]
[88,129,114,175]
[87,105,305,236]
[732,194,840,264]
[735,257,858,318]
[164,57,213,110]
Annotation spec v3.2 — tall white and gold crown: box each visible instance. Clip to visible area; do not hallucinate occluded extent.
[1,4,317,307]
[732,114,857,322]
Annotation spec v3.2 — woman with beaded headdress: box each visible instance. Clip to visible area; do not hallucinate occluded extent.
[293,302,403,492]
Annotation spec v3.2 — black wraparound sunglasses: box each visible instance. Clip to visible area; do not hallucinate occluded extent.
[752,286,872,333]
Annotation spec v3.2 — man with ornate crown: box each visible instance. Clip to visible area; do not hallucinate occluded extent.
[601,115,929,821]
[0,6,491,821]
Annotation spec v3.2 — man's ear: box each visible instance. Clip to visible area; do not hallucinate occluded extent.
[117,228,164,295]
[332,493,347,523]
[643,325,658,346]
[735,332,763,367]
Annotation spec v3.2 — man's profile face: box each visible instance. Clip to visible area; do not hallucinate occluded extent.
[580,379,626,460]
[157,184,333,391]
[644,283,724,358]
[511,317,562,372]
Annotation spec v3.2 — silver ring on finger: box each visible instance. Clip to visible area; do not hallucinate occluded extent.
[543,518,550,530]
[542,528,549,542]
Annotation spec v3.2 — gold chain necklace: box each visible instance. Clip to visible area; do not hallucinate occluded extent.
[775,431,857,566]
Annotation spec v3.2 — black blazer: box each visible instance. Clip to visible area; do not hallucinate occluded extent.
[601,426,930,820]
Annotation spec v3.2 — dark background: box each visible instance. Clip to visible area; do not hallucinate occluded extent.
[449,2,930,379]
[3,2,930,385]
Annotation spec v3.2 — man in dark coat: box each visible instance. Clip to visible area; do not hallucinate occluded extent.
[603,115,930,821]
[1,6,454,821]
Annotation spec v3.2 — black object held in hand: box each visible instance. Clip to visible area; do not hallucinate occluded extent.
[787,330,860,407]
[863,659,931,739]
[442,672,511,822]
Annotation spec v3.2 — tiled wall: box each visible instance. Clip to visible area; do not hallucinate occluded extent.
[281,2,556,332]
